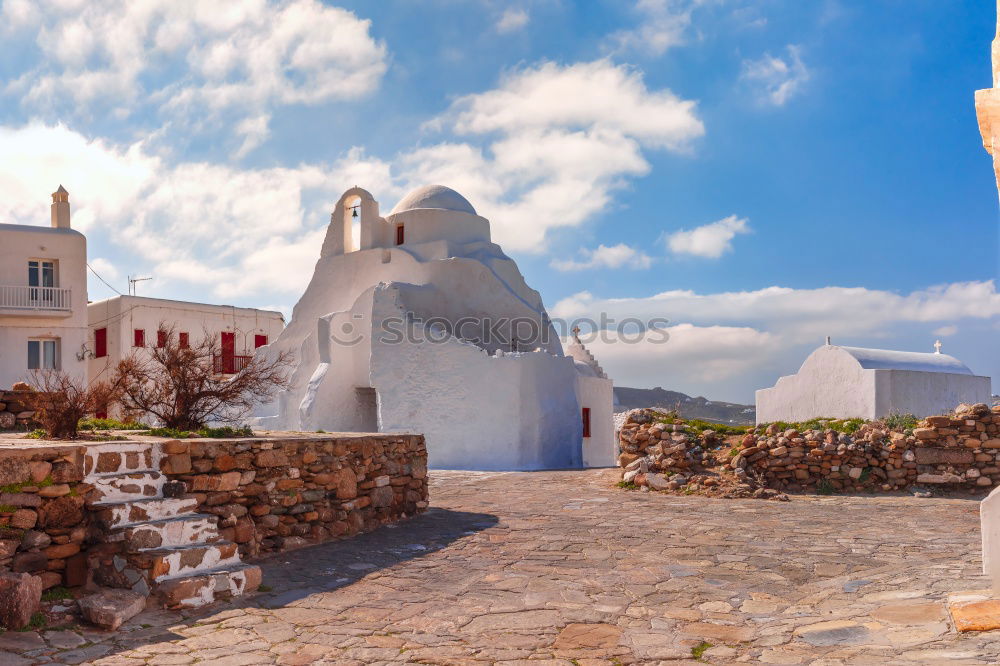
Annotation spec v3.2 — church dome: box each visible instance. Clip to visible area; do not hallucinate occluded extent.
[390,184,477,216]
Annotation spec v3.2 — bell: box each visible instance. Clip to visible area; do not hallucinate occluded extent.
[351,208,359,218]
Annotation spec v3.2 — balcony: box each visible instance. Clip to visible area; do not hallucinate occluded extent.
[213,354,252,375]
[0,285,73,316]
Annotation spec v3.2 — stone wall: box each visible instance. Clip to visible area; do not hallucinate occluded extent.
[0,388,39,431]
[0,432,428,594]
[738,403,1000,492]
[618,403,1000,494]
[156,433,429,558]
[0,443,87,590]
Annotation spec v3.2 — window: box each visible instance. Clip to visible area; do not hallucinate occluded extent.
[179,332,189,349]
[94,328,107,358]
[28,260,56,288]
[157,329,168,348]
[254,334,268,349]
[28,339,58,370]
[133,329,145,347]
[581,407,591,438]
[395,224,405,245]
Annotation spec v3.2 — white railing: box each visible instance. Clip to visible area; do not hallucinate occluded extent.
[0,285,72,311]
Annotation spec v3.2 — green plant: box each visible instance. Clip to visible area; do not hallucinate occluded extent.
[728,446,741,458]
[17,612,46,631]
[691,641,713,660]
[41,586,73,602]
[144,425,253,439]
[257,584,273,592]
[0,505,17,513]
[615,481,638,490]
[859,467,872,483]
[24,429,46,439]
[78,417,146,431]
[816,479,835,495]
[881,412,918,432]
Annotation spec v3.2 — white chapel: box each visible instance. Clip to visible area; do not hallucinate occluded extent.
[254,185,615,470]
[756,340,992,423]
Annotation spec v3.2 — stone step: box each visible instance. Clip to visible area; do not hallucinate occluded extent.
[90,497,200,529]
[107,514,221,552]
[89,471,166,504]
[136,541,242,582]
[156,563,262,609]
[84,442,158,477]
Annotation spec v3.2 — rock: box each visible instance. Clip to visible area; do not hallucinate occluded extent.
[913,428,938,441]
[11,552,47,573]
[28,461,52,483]
[646,473,671,491]
[0,459,31,487]
[0,572,42,630]
[37,484,71,498]
[78,589,147,630]
[39,495,84,528]
[915,448,975,465]
[9,509,36,529]
[20,530,50,550]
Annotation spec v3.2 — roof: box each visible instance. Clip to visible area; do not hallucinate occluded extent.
[837,345,974,375]
[390,184,477,216]
[0,221,83,238]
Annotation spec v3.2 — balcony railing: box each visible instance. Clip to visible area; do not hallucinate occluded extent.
[213,354,252,374]
[0,285,72,311]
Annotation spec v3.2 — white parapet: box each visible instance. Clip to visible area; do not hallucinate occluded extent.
[982,485,1000,593]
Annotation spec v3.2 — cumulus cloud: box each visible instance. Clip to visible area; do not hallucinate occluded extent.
[606,0,698,56]
[414,60,704,251]
[933,324,958,337]
[667,215,749,258]
[741,45,810,106]
[1,0,388,155]
[553,282,1000,401]
[551,244,653,271]
[496,8,529,33]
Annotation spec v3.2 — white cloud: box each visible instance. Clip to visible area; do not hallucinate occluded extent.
[2,0,388,155]
[551,244,653,271]
[933,324,958,337]
[667,215,749,258]
[496,8,529,33]
[553,281,1000,401]
[88,257,119,282]
[741,45,810,106]
[606,0,697,56]
[412,60,704,251]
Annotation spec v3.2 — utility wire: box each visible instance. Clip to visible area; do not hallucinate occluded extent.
[87,262,123,295]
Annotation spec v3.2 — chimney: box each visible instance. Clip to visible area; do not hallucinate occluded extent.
[51,185,70,228]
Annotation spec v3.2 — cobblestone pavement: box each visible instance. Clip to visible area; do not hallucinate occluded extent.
[4,469,1000,665]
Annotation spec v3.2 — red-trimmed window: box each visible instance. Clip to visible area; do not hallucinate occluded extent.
[254,334,268,349]
[133,329,145,347]
[581,407,591,438]
[157,329,167,348]
[94,328,107,358]
[395,224,405,245]
[179,332,189,349]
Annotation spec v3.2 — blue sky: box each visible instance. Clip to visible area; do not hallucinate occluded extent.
[0,0,998,403]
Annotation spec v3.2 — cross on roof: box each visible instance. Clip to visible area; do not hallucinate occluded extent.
[934,339,942,354]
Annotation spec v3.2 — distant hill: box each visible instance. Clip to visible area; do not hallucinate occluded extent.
[613,386,755,425]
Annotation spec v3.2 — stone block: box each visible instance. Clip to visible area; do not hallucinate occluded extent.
[78,589,146,630]
[0,572,42,630]
[161,454,191,475]
[913,428,938,441]
[915,448,974,465]
[9,509,36,529]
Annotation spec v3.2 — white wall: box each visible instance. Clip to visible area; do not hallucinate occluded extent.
[0,224,88,387]
[877,369,991,418]
[577,372,615,467]
[756,347,877,422]
[87,296,284,384]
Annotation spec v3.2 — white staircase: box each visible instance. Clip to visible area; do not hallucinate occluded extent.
[85,442,261,608]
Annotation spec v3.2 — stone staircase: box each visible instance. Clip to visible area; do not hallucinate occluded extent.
[84,442,261,608]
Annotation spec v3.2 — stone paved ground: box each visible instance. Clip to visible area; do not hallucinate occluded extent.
[3,469,1000,665]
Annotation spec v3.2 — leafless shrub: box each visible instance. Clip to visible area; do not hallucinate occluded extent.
[112,325,292,430]
[23,371,121,439]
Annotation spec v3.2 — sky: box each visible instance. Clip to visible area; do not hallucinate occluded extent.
[0,0,998,404]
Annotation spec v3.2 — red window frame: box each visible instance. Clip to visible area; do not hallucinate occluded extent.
[133,329,145,348]
[156,329,168,348]
[94,328,107,358]
[254,334,268,349]
[179,332,189,349]
[395,224,405,245]
[581,407,591,438]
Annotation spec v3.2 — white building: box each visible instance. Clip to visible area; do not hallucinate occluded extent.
[0,187,88,387]
[87,296,285,387]
[756,341,992,423]
[254,184,615,470]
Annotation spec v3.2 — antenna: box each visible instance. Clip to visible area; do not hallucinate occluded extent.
[127,275,153,296]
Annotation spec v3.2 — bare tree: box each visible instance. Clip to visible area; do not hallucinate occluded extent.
[24,371,122,439]
[112,325,292,430]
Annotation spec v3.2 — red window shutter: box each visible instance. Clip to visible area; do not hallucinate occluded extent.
[254,334,267,348]
[396,224,405,245]
[157,330,167,348]
[179,332,189,349]
[95,328,107,358]
[95,408,108,419]
[133,329,145,347]
[581,407,591,438]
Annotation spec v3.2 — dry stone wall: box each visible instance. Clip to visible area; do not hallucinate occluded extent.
[0,387,40,431]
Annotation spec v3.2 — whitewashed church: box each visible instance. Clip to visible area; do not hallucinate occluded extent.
[254,185,615,470]
[756,340,992,423]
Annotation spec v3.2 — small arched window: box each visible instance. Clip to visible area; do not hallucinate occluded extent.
[395,224,405,245]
